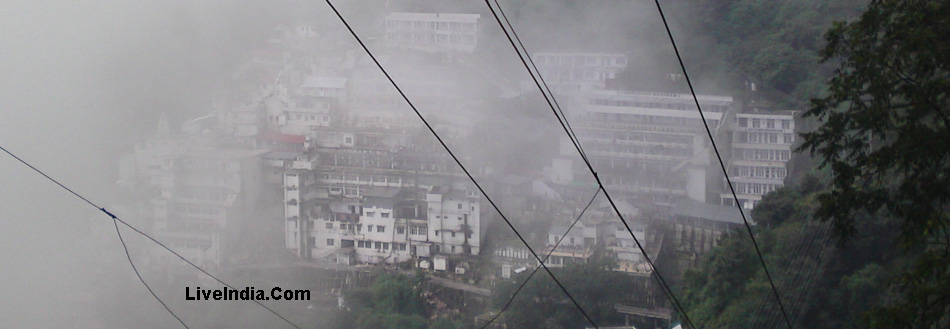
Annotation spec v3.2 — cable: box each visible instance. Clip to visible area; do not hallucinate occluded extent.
[485,2,697,328]
[489,0,590,167]
[480,187,601,329]
[650,1,794,328]
[0,145,302,329]
[322,1,600,328]
[112,217,190,328]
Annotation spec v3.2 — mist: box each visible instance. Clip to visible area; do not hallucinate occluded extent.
[2,0,733,328]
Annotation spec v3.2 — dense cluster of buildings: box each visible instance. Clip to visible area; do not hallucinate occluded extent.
[118,9,798,286]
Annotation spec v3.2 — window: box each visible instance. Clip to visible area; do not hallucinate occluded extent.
[326,223,333,229]
[326,239,334,246]
[367,225,374,232]
[435,231,440,236]
[767,119,775,128]
[374,242,381,249]
[451,232,456,237]
[377,225,385,233]
[357,224,363,232]
[381,212,390,218]
[466,233,472,239]
[397,226,405,234]
[382,243,389,250]
[782,119,791,129]
[570,237,575,244]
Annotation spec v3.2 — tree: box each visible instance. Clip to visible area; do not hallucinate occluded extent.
[798,0,950,327]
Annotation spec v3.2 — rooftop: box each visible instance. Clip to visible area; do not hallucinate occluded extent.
[672,199,750,225]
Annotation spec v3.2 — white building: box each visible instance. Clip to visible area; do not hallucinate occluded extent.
[125,121,267,268]
[384,12,480,53]
[722,110,797,209]
[549,90,733,205]
[526,52,628,94]
[284,180,480,265]
[543,222,598,267]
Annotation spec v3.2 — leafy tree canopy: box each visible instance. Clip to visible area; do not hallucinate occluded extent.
[799,1,950,326]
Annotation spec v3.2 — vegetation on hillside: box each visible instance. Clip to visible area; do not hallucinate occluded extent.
[684,0,950,327]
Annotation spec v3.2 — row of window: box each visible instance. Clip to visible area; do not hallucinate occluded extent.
[743,132,795,145]
[735,148,792,161]
[363,211,390,218]
[385,32,476,45]
[586,112,716,127]
[535,54,626,67]
[588,99,729,113]
[734,182,784,195]
[539,67,618,82]
[386,20,476,33]
[587,143,693,158]
[732,165,787,179]
[738,117,793,130]
[579,130,693,145]
[355,240,408,251]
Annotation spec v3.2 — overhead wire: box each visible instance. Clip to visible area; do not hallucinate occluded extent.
[0,145,303,329]
[112,217,190,328]
[650,1,794,328]
[480,187,602,329]
[485,1,697,328]
[321,1,600,328]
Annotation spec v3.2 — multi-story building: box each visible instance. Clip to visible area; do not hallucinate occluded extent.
[282,125,483,265]
[544,222,598,267]
[671,198,746,269]
[549,90,733,205]
[528,52,628,94]
[383,12,480,53]
[722,109,796,209]
[284,178,480,265]
[125,120,267,268]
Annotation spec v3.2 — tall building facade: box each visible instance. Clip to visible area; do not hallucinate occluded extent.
[550,90,733,205]
[384,12,480,53]
[722,110,796,209]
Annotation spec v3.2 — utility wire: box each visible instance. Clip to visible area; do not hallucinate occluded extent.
[489,0,590,167]
[0,145,302,329]
[322,1,600,328]
[650,1,794,328]
[112,217,189,328]
[485,2,697,328]
[480,187,601,329]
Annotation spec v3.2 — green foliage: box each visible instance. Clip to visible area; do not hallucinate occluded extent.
[692,0,868,105]
[798,0,950,326]
[492,255,635,329]
[344,272,428,329]
[682,179,898,328]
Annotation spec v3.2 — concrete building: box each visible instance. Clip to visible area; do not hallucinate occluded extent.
[671,199,747,269]
[125,121,267,268]
[543,222,598,267]
[722,109,796,209]
[384,12,480,53]
[549,90,733,205]
[528,52,628,94]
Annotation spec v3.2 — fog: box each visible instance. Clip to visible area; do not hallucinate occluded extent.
[2,0,716,328]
